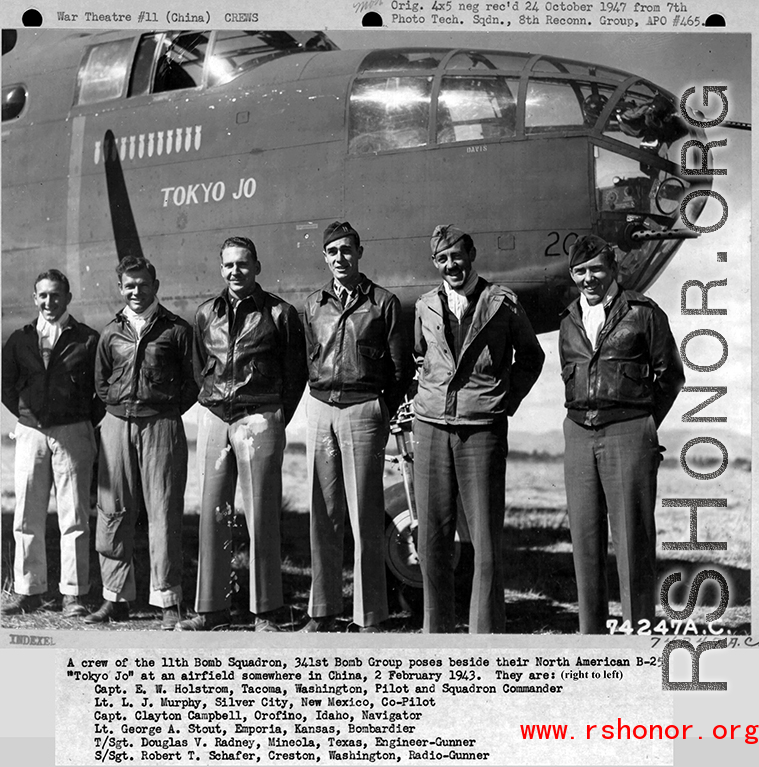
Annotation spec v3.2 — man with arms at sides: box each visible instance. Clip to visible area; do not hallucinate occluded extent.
[414,225,544,633]
[86,256,197,629]
[559,234,684,634]
[300,221,411,632]
[2,269,102,618]
[176,236,307,631]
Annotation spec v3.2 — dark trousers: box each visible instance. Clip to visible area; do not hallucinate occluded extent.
[306,397,389,627]
[563,415,659,634]
[414,418,508,634]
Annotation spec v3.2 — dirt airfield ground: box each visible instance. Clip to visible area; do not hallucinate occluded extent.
[0,425,751,635]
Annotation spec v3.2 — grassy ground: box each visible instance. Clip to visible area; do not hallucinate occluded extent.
[1,442,751,634]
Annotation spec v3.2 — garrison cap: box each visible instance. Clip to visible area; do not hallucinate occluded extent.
[430,225,467,256]
[568,234,614,269]
[323,221,360,248]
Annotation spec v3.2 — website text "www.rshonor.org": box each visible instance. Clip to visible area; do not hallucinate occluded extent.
[520,721,758,743]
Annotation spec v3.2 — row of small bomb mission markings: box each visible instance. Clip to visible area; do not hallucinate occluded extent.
[94,126,202,164]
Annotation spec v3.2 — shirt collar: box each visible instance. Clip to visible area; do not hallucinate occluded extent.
[36,310,70,332]
[579,279,618,316]
[320,274,371,302]
[437,272,482,299]
[123,297,159,323]
[440,268,480,300]
[214,284,265,316]
[333,278,356,299]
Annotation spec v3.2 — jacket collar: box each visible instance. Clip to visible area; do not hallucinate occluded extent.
[424,278,505,353]
[23,314,78,335]
[425,277,492,315]
[212,284,267,317]
[317,273,373,305]
[594,287,629,344]
[563,284,627,321]
[436,275,485,300]
[113,302,177,327]
[465,281,504,342]
[562,287,631,354]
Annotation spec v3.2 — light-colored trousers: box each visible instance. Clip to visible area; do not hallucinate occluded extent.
[306,396,389,627]
[194,406,285,614]
[13,421,96,596]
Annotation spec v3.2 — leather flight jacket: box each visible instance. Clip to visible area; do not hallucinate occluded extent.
[96,304,198,418]
[2,316,103,428]
[559,288,685,427]
[304,276,411,417]
[413,280,545,425]
[194,285,307,423]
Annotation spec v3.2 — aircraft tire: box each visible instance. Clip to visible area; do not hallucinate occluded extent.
[384,481,468,614]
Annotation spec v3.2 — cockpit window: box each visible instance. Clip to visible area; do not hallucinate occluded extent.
[349,76,432,154]
[446,51,530,73]
[128,31,336,94]
[530,57,628,82]
[2,84,27,121]
[358,50,447,73]
[207,31,335,85]
[525,80,586,131]
[157,32,207,92]
[437,77,517,144]
[128,32,208,96]
[75,38,133,105]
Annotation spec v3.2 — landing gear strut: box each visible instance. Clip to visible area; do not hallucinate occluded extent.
[384,400,466,613]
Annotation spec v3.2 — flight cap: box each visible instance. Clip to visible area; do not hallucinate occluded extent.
[430,225,467,256]
[323,221,360,248]
[568,234,614,269]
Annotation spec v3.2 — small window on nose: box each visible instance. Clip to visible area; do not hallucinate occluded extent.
[2,84,27,121]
